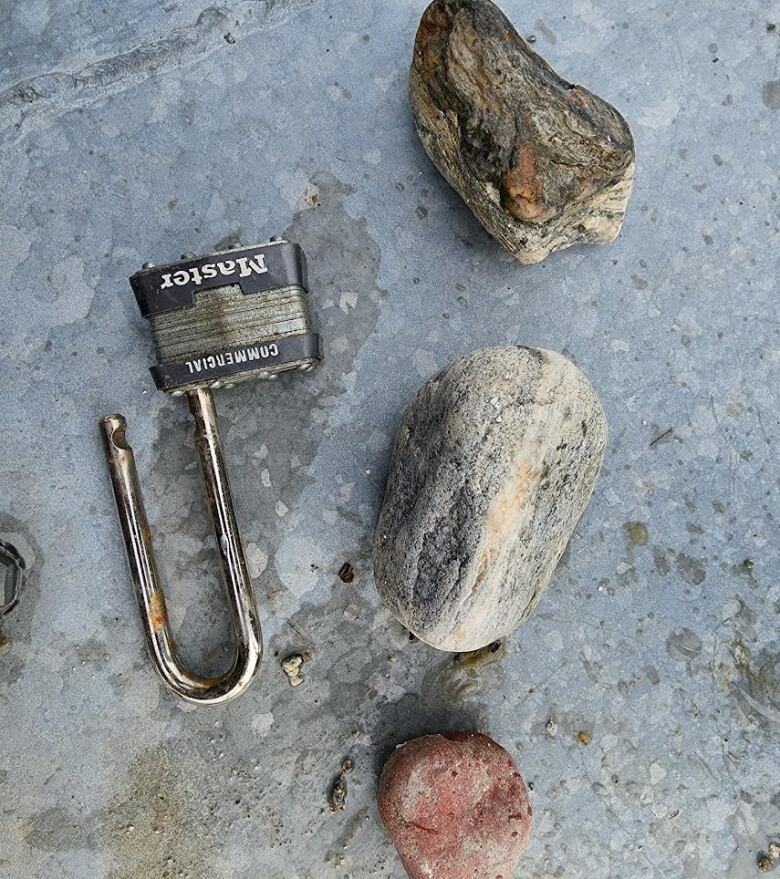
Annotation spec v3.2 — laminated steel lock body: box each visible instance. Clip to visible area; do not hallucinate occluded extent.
[100,239,321,705]
[130,239,320,392]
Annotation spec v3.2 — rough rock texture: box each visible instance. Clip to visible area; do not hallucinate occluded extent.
[374,346,607,651]
[410,0,635,263]
[378,733,532,879]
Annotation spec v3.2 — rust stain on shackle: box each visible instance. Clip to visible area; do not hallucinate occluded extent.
[99,240,321,705]
[148,590,168,633]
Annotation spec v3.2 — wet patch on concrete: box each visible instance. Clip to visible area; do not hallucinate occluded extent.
[425,640,507,703]
[25,806,89,853]
[25,743,221,878]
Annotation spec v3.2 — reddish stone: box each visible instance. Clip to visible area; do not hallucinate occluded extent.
[377,733,532,879]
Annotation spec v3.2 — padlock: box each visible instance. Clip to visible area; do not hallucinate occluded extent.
[99,238,321,705]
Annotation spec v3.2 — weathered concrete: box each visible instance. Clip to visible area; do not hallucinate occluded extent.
[0,1,778,878]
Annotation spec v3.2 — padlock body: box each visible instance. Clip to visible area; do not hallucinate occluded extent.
[130,241,320,392]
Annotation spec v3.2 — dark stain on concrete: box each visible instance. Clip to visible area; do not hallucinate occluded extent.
[666,627,703,661]
[761,80,780,109]
[25,743,219,878]
[24,806,87,852]
[73,637,111,669]
[534,19,557,44]
[731,640,780,731]
[675,552,706,585]
[652,546,671,576]
[624,521,648,546]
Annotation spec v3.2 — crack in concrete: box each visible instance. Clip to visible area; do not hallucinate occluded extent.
[0,0,320,147]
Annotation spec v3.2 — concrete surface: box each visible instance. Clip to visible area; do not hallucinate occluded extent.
[0,1,777,877]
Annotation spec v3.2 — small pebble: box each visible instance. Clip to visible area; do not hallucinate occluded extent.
[546,718,558,736]
[757,853,773,872]
[339,562,356,583]
[577,731,592,746]
[329,775,348,812]
[769,842,780,860]
[281,653,306,687]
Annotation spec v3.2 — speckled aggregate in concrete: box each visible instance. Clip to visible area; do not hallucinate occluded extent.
[0,2,778,877]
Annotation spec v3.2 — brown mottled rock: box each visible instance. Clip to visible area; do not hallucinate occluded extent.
[378,733,532,879]
[410,0,635,263]
[373,346,607,652]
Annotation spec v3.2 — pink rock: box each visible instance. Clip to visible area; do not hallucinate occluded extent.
[377,732,532,879]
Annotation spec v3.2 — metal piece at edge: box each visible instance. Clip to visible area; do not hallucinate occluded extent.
[99,387,262,705]
[0,540,25,617]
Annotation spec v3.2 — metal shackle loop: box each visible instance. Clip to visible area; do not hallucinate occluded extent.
[99,387,262,705]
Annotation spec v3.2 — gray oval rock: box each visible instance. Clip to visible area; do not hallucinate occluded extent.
[410,0,635,264]
[373,346,607,651]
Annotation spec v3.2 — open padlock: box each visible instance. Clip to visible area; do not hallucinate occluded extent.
[100,239,321,705]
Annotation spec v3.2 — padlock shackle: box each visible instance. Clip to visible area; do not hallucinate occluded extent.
[99,387,262,705]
